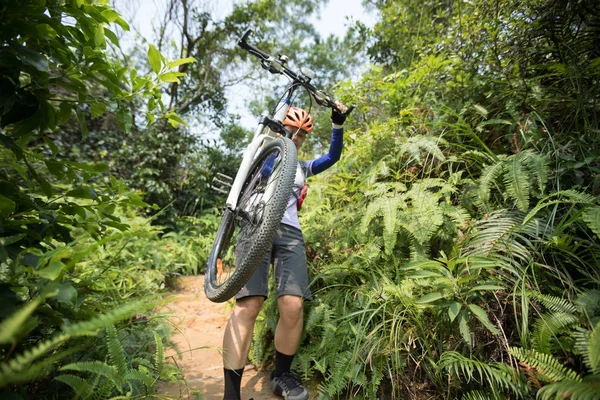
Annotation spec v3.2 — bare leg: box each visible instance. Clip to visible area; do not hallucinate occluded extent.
[222,296,264,370]
[274,295,304,355]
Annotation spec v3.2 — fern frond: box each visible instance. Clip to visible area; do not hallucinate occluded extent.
[106,325,129,377]
[532,312,579,354]
[582,206,600,238]
[521,150,549,195]
[523,190,596,224]
[575,290,600,320]
[537,375,600,400]
[574,322,600,374]
[532,292,578,314]
[504,152,531,211]
[510,347,582,383]
[465,211,537,266]
[123,369,154,391]
[0,298,42,345]
[479,159,506,205]
[55,374,90,398]
[440,351,525,396]
[462,390,503,400]
[0,344,85,387]
[153,330,164,374]
[59,361,120,386]
[399,135,447,164]
[361,196,403,255]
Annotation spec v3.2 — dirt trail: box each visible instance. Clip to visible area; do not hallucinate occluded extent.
[156,275,296,400]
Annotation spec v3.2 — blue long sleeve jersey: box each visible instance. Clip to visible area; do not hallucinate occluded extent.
[280,125,344,230]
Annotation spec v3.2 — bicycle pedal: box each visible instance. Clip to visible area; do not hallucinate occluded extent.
[210,173,233,194]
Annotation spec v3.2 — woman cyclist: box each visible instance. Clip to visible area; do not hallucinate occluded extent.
[222,102,350,400]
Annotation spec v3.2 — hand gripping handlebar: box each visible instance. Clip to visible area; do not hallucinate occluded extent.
[238,29,354,117]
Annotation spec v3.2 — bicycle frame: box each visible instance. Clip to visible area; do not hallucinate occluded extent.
[225,91,294,209]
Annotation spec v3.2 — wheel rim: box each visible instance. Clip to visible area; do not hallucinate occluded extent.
[212,144,287,288]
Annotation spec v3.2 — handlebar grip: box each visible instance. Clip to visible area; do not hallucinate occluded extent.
[238,29,270,60]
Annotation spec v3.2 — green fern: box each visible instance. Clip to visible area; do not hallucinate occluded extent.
[56,324,160,398]
[153,330,165,375]
[461,390,504,400]
[532,292,579,314]
[54,374,91,398]
[477,150,549,211]
[504,151,532,211]
[510,347,582,383]
[60,360,120,386]
[523,190,596,224]
[106,324,129,377]
[0,298,155,388]
[537,376,600,400]
[574,322,600,374]
[582,206,600,238]
[532,312,579,354]
[398,135,447,165]
[440,351,526,396]
[361,195,404,255]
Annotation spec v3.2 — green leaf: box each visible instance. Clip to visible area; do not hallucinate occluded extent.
[77,109,88,141]
[93,163,108,173]
[116,109,133,133]
[104,27,119,46]
[66,186,97,200]
[0,195,16,218]
[416,291,445,304]
[167,57,196,68]
[94,25,106,48]
[0,299,42,344]
[459,311,471,345]
[15,45,49,72]
[159,72,185,83]
[164,111,187,127]
[89,101,107,118]
[467,304,500,335]
[0,234,26,246]
[148,45,162,74]
[37,23,58,39]
[473,104,488,117]
[56,102,73,125]
[101,9,121,22]
[448,302,461,322]
[54,284,78,307]
[36,260,65,280]
[468,284,504,293]
[43,137,59,156]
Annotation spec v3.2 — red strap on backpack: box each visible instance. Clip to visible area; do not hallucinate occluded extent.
[297,184,308,211]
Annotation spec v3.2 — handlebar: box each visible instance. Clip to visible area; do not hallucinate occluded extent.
[238,29,354,117]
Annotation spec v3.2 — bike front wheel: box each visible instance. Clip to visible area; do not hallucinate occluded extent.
[204,137,297,302]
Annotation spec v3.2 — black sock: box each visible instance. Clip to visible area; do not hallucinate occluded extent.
[223,367,244,400]
[273,350,295,377]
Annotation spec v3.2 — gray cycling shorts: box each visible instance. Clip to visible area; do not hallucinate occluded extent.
[235,223,312,301]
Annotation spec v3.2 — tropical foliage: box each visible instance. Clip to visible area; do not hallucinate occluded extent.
[2,0,600,399]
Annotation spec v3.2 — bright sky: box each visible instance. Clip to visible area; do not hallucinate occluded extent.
[119,0,376,44]
[115,0,377,133]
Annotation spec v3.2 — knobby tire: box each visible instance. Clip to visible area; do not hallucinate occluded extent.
[204,137,297,302]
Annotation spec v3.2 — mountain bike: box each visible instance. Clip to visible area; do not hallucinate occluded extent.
[204,30,353,303]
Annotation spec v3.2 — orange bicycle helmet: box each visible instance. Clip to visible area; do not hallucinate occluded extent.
[283,106,313,133]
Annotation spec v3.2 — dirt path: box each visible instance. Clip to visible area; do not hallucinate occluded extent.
[156,275,292,400]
